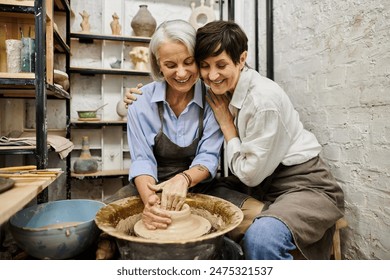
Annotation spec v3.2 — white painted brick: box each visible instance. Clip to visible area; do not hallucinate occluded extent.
[274,0,390,259]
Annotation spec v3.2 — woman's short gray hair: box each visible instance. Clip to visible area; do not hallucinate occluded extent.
[148,20,196,81]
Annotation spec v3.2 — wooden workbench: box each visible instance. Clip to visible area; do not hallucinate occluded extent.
[0,167,63,225]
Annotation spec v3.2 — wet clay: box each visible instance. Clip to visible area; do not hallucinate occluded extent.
[115,206,224,239]
[133,204,211,241]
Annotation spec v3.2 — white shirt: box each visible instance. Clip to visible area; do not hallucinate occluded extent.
[226,67,322,186]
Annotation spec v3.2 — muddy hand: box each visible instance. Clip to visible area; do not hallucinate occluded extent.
[142,191,171,230]
[124,83,143,108]
[147,181,187,211]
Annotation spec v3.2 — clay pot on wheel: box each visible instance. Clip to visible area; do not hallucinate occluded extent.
[134,204,211,241]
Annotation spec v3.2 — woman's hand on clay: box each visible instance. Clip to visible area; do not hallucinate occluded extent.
[141,191,171,230]
[148,175,188,211]
[124,83,143,108]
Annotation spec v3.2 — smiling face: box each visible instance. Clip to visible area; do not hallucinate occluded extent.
[199,50,247,95]
[157,41,199,95]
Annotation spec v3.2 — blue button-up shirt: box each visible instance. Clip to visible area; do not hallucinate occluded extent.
[127,80,223,182]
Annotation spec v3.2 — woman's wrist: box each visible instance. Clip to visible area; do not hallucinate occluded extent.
[178,172,192,188]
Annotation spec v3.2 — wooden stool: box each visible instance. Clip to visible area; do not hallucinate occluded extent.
[291,217,348,260]
[331,217,348,260]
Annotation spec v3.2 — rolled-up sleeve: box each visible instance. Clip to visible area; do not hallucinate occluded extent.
[127,90,159,182]
[226,109,290,186]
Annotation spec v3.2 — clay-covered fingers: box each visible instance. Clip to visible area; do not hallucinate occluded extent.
[147,182,164,192]
[161,191,186,211]
[142,196,171,230]
[141,210,171,230]
[172,196,186,211]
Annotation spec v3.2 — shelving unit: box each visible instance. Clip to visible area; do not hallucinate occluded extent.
[67,0,226,199]
[69,32,152,180]
[0,0,71,202]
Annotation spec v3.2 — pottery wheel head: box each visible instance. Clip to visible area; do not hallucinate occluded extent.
[133,204,211,241]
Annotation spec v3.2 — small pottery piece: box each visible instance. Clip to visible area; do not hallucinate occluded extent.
[134,203,211,241]
[73,136,98,174]
[79,10,91,33]
[110,12,121,35]
[110,59,121,69]
[131,5,157,37]
[129,46,149,71]
[116,99,127,119]
[77,103,108,119]
[54,69,69,90]
[189,0,216,30]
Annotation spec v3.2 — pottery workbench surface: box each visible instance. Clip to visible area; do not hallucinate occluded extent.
[0,167,63,225]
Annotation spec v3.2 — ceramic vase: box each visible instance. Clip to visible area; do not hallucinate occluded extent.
[73,136,98,174]
[131,5,156,37]
[116,99,127,119]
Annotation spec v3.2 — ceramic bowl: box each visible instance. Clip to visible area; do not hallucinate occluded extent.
[9,199,105,259]
[77,110,97,119]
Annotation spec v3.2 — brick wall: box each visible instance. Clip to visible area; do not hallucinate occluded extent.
[273,0,390,259]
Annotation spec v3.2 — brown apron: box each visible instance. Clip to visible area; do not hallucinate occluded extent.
[219,156,345,259]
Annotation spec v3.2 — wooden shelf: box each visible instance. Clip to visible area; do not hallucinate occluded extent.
[54,0,70,12]
[0,168,63,225]
[70,32,151,43]
[69,66,150,76]
[54,29,70,53]
[0,73,70,99]
[0,145,35,155]
[71,169,128,178]
[0,1,34,14]
[70,120,126,127]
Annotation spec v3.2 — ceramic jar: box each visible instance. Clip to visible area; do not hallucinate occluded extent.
[131,5,157,37]
[116,99,127,119]
[73,136,98,174]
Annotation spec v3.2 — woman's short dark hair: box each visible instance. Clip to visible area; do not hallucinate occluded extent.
[195,20,248,66]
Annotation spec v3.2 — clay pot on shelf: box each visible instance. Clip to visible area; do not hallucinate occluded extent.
[73,136,98,174]
[131,5,157,37]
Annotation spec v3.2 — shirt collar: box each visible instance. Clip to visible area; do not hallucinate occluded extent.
[230,66,251,110]
[150,80,204,108]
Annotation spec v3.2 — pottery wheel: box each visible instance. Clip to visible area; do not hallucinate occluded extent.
[134,204,211,241]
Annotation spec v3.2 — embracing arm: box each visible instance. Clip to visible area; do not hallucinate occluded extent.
[206,92,238,142]
[124,83,143,107]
